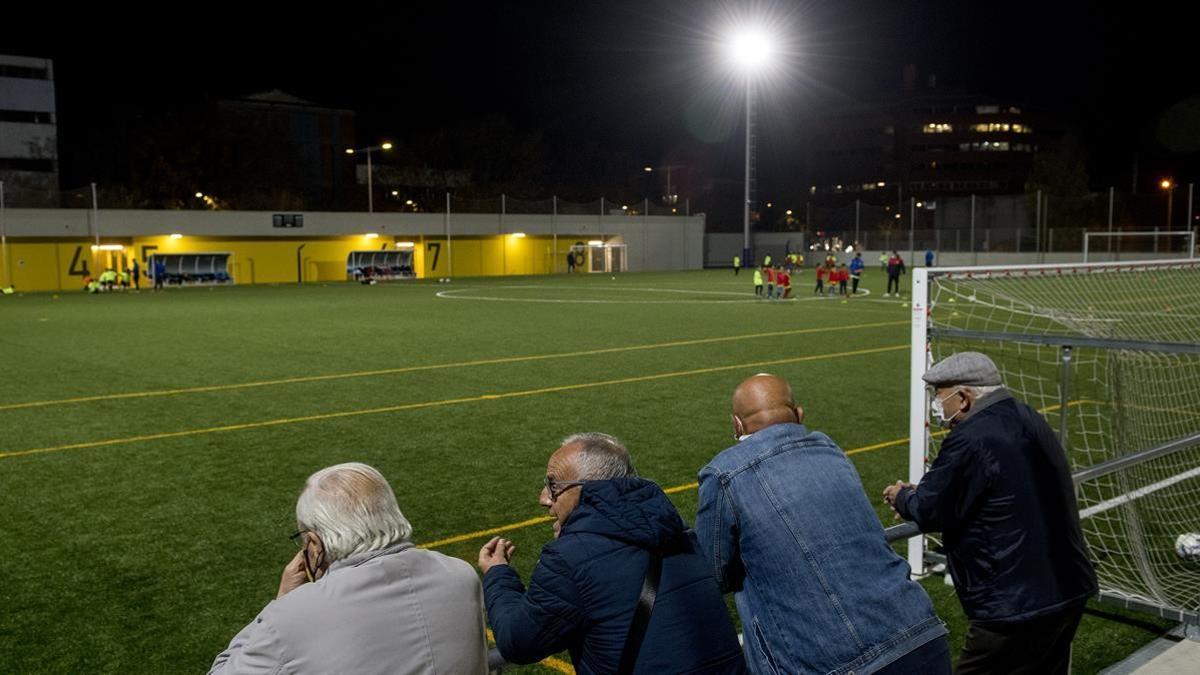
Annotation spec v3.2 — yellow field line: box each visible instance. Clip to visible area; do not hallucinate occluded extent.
[0,321,907,411]
[0,344,907,461]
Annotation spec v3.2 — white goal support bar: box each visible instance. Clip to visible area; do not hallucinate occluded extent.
[907,267,930,572]
[1083,230,1196,263]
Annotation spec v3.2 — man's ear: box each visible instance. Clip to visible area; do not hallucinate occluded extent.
[794,405,805,425]
[731,414,745,438]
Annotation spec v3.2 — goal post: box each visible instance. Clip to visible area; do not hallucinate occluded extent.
[908,258,1200,621]
[1083,230,1196,263]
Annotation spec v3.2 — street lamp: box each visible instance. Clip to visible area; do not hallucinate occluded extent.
[1161,178,1175,227]
[643,164,686,205]
[346,142,393,213]
[724,25,778,266]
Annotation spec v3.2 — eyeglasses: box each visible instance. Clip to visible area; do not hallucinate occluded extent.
[290,530,309,548]
[543,476,586,502]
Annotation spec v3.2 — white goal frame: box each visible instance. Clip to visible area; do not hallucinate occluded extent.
[1083,230,1196,263]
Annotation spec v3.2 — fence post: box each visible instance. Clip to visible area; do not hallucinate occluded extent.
[970,194,977,266]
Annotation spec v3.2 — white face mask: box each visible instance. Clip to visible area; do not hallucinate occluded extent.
[930,389,964,426]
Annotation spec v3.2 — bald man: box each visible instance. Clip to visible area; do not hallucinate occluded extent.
[695,374,950,675]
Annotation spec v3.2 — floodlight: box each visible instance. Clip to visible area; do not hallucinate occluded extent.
[364,233,379,239]
[511,232,526,238]
[169,233,183,240]
[381,142,393,150]
[726,27,777,71]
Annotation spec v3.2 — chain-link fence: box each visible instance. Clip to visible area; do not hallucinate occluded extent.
[770,190,1199,256]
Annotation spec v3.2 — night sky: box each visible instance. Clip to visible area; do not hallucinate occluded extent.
[3,1,1195,197]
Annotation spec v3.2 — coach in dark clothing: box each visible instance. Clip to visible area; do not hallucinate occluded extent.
[885,352,1097,675]
[479,432,745,675]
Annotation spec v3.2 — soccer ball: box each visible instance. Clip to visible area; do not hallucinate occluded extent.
[1176,532,1200,563]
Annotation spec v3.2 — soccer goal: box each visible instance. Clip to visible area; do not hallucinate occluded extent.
[1083,230,1196,263]
[908,259,1200,624]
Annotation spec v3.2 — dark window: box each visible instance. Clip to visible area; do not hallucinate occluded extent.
[0,109,53,124]
[0,64,50,80]
[272,213,304,228]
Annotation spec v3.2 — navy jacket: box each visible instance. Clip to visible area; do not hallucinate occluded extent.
[896,389,1097,623]
[484,478,746,674]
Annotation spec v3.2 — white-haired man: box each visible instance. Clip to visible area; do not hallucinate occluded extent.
[210,462,488,674]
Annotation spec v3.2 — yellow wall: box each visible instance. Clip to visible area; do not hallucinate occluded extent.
[423,235,556,278]
[4,234,571,292]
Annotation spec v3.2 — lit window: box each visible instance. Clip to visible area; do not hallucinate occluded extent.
[923,123,953,134]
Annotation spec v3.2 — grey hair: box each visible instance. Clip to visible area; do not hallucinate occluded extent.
[964,384,1003,399]
[563,432,637,480]
[295,462,413,563]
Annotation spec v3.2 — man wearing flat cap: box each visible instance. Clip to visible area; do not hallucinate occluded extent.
[884,352,1096,675]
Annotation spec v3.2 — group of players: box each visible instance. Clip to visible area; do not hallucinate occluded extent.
[745,251,867,300]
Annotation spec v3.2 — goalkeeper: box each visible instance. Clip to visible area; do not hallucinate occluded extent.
[884,352,1096,675]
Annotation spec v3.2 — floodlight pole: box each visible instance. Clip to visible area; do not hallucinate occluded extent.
[743,78,752,266]
[367,149,374,213]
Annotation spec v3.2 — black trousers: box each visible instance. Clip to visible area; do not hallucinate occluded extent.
[956,602,1085,675]
[851,276,860,294]
[878,635,952,674]
[887,274,901,294]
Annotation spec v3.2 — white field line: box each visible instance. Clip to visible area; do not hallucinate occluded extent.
[1079,465,1200,519]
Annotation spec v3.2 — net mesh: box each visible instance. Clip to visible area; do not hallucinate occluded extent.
[924,259,1200,616]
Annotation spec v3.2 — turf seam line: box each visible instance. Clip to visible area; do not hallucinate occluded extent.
[0,320,907,411]
[0,344,907,460]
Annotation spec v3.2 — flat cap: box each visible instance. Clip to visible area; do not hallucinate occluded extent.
[922,351,1002,387]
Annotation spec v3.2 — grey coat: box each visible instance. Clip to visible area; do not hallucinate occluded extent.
[210,542,488,675]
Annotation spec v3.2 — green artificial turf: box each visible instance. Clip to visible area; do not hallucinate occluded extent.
[0,271,1175,673]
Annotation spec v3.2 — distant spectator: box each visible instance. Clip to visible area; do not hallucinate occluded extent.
[210,463,488,674]
[879,251,889,272]
[132,260,141,290]
[753,266,764,297]
[925,248,935,267]
[154,259,167,290]
[837,263,849,296]
[733,254,740,275]
[567,251,576,273]
[885,353,1097,675]
[480,433,746,674]
[814,262,827,296]
[696,375,950,674]
[885,251,906,297]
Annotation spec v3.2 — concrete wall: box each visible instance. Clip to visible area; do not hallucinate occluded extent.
[0,208,705,291]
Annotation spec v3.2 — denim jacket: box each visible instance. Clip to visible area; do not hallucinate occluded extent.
[696,423,946,675]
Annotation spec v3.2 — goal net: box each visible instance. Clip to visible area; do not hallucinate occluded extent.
[909,258,1200,622]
